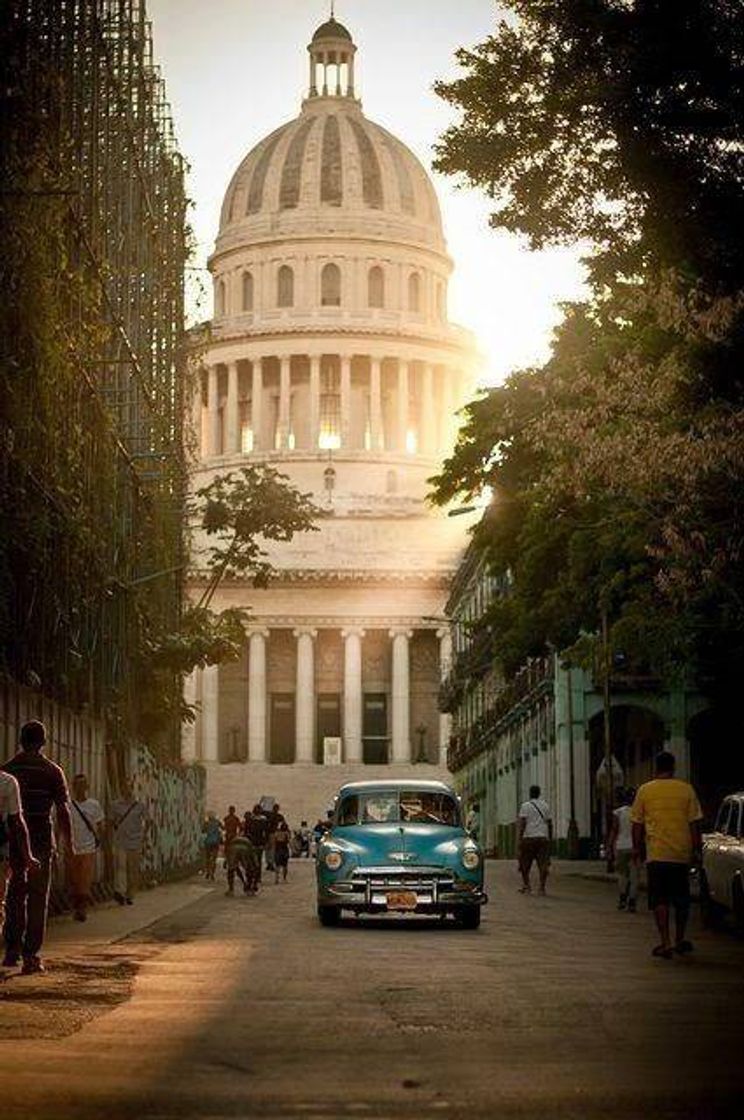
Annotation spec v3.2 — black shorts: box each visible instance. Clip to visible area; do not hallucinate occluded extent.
[646,861,690,909]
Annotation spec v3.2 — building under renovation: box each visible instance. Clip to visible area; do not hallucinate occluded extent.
[0,0,188,764]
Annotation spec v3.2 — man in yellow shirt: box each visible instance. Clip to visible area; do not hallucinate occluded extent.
[631,751,703,959]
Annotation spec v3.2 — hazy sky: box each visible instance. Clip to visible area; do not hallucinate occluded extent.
[147,0,586,384]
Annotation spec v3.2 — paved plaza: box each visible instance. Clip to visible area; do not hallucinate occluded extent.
[1,860,742,1119]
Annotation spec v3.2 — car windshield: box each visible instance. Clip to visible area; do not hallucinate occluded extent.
[337,791,460,827]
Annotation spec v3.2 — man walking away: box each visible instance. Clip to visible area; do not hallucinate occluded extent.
[69,773,104,922]
[2,720,74,974]
[1,769,38,936]
[517,785,552,896]
[223,805,242,847]
[244,805,269,883]
[273,817,291,883]
[631,751,703,959]
[201,811,222,880]
[608,787,637,912]
[110,779,145,905]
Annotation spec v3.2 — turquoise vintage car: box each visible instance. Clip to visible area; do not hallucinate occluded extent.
[316,779,487,928]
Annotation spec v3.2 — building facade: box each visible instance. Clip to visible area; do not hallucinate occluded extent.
[443,539,710,856]
[183,17,477,822]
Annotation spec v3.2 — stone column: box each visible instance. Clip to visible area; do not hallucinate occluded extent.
[441,367,456,450]
[294,628,317,763]
[309,354,321,450]
[437,627,453,767]
[369,357,383,450]
[340,354,352,448]
[201,664,219,762]
[182,668,198,762]
[207,365,221,457]
[251,360,263,451]
[278,356,291,449]
[389,628,412,764]
[397,360,409,452]
[226,361,240,454]
[248,629,269,762]
[422,363,436,455]
[342,628,365,763]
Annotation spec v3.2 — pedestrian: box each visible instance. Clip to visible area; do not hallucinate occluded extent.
[608,787,638,913]
[68,773,105,922]
[243,805,269,882]
[110,778,146,906]
[466,801,481,840]
[201,811,222,880]
[272,816,291,883]
[1,719,74,974]
[517,784,552,896]
[0,768,39,936]
[631,751,703,959]
[223,805,242,847]
[265,803,282,872]
[224,835,259,896]
[298,819,311,857]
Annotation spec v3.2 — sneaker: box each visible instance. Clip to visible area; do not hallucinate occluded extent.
[2,952,20,968]
[113,891,126,906]
[617,897,627,911]
[73,910,87,922]
[125,897,134,905]
[21,956,44,975]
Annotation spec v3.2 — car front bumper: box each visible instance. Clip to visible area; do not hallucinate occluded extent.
[318,866,487,913]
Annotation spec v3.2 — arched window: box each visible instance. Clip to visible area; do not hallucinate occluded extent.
[277,265,294,308]
[408,272,421,313]
[242,271,254,312]
[321,262,341,307]
[215,278,226,317]
[368,266,384,308]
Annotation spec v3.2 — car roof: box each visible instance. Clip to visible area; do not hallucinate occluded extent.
[335,780,458,796]
[721,792,744,800]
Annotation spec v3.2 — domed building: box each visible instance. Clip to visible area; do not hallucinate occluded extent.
[183,16,478,822]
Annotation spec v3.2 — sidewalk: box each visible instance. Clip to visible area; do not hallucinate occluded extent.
[45,876,213,954]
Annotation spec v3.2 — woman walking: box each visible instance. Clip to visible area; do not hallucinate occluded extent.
[273,817,291,883]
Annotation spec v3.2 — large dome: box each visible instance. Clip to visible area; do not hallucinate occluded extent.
[216,22,445,256]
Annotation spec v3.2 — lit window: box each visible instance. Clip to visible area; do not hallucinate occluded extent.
[368,266,384,308]
[321,262,341,306]
[318,368,341,448]
[277,265,294,308]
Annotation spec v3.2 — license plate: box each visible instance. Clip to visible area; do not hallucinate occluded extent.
[386,890,418,911]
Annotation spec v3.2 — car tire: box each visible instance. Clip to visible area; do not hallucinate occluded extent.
[456,907,481,930]
[317,905,341,927]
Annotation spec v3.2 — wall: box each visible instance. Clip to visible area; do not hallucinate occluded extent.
[129,745,206,884]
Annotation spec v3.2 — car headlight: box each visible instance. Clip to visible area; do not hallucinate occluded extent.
[462,849,480,870]
[324,850,343,871]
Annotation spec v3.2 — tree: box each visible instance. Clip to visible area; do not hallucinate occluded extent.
[435,1,744,294]
[134,465,320,738]
[431,2,744,712]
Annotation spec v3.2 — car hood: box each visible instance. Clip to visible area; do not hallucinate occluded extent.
[329,823,471,864]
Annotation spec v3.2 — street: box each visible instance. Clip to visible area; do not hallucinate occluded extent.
[1,860,742,1120]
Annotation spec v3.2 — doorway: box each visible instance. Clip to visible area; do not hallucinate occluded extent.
[270,693,295,764]
[363,693,388,764]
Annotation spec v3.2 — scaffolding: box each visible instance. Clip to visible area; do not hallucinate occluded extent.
[0,0,189,755]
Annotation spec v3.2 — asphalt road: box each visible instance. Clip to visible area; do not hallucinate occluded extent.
[0,860,742,1120]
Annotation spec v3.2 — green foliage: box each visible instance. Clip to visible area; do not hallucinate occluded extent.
[433,3,744,704]
[192,465,321,606]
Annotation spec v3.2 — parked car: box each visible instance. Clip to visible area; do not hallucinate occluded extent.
[315,779,487,928]
[700,792,744,927]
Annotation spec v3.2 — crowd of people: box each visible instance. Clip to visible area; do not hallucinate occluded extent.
[0,720,147,975]
[202,805,326,896]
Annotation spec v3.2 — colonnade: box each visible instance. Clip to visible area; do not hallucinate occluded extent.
[186,625,453,767]
[198,354,464,458]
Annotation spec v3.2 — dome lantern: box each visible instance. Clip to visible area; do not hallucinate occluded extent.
[307,8,357,100]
